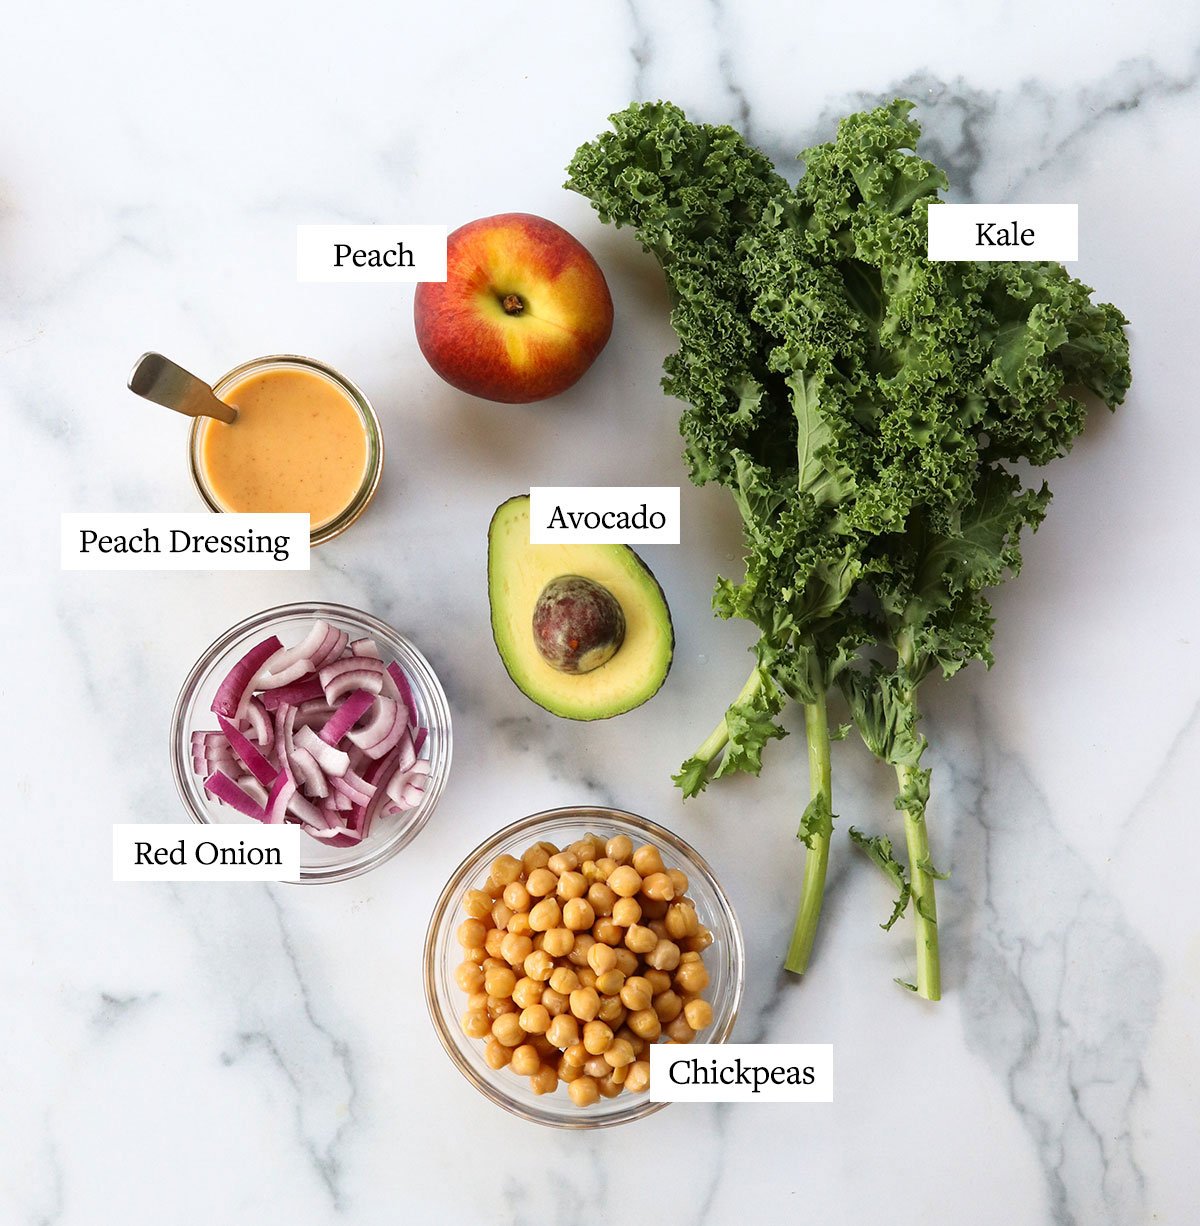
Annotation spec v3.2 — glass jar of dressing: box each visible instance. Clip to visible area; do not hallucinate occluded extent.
[189,354,383,546]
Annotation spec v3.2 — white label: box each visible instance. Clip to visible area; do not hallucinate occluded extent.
[528,487,680,544]
[113,824,301,882]
[61,513,309,571]
[296,224,448,283]
[927,204,1078,261]
[649,1044,833,1103]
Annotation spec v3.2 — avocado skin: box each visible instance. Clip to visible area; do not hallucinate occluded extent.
[487,495,675,721]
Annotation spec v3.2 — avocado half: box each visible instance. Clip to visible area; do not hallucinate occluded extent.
[487,495,674,720]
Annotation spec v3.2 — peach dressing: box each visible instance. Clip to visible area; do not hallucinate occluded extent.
[198,366,368,528]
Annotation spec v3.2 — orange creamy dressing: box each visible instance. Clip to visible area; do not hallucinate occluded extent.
[199,367,368,528]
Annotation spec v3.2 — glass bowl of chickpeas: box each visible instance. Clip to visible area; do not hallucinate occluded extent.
[423,806,745,1127]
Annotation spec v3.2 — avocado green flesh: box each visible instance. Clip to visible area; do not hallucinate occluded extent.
[487,496,674,720]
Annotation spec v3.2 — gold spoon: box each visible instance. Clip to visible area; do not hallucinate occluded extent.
[128,352,238,425]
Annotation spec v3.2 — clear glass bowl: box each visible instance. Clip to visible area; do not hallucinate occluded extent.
[424,806,745,1128]
[171,601,451,883]
[188,354,384,547]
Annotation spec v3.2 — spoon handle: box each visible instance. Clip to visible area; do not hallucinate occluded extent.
[128,353,238,425]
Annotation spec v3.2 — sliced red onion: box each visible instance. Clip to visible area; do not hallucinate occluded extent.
[254,657,316,690]
[319,655,385,705]
[216,714,279,789]
[294,724,350,778]
[319,689,375,746]
[260,675,324,711]
[212,636,282,723]
[204,770,269,822]
[193,622,431,847]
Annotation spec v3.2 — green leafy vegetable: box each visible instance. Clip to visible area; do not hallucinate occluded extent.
[567,99,1130,999]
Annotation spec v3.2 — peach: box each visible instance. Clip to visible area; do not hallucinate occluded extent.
[414,213,613,403]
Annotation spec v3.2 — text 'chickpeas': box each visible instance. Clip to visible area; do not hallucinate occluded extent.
[453,831,717,1107]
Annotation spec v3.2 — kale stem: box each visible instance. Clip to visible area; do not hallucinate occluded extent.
[691,667,762,769]
[784,683,832,974]
[893,635,940,1000]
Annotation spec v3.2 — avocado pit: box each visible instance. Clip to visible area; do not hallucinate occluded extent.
[532,575,626,674]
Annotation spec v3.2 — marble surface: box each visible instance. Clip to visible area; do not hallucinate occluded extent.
[5,2,1199,1222]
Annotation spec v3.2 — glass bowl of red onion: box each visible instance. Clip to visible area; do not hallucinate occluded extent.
[171,601,452,883]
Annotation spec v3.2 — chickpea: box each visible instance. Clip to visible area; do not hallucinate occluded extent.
[463,888,493,918]
[619,976,653,1012]
[616,1027,646,1056]
[569,986,600,1022]
[575,966,598,990]
[547,851,579,875]
[611,897,642,928]
[484,1038,512,1069]
[594,857,620,880]
[529,1065,559,1096]
[586,882,616,917]
[490,854,522,887]
[507,911,533,937]
[542,927,574,958]
[667,868,689,896]
[665,1015,696,1044]
[593,918,624,947]
[597,1073,624,1099]
[557,1058,583,1083]
[627,1008,661,1041]
[454,961,485,993]
[675,959,710,995]
[500,933,533,967]
[512,977,543,1010]
[684,998,714,1031]
[519,1004,550,1035]
[639,896,669,921]
[646,939,681,972]
[461,1010,490,1039]
[643,969,672,996]
[596,997,626,1027]
[546,1014,579,1050]
[484,966,516,998]
[498,880,527,911]
[567,933,595,966]
[573,835,605,862]
[541,989,569,1017]
[529,898,562,932]
[665,902,699,940]
[587,942,618,975]
[464,946,487,965]
[522,841,557,873]
[562,898,595,932]
[549,967,579,995]
[569,1076,600,1107]
[523,950,554,982]
[466,991,488,1014]
[605,834,633,864]
[490,902,514,931]
[653,990,683,1023]
[624,924,658,954]
[613,948,638,977]
[557,871,587,901]
[607,865,643,898]
[603,1037,636,1068]
[632,845,665,876]
[580,860,603,885]
[563,1041,589,1068]
[489,997,518,1018]
[648,920,669,940]
[594,968,625,997]
[456,918,487,949]
[511,1044,540,1076]
[685,925,714,953]
[583,1054,610,1079]
[625,1061,651,1093]
[641,872,675,902]
[491,1013,525,1047]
